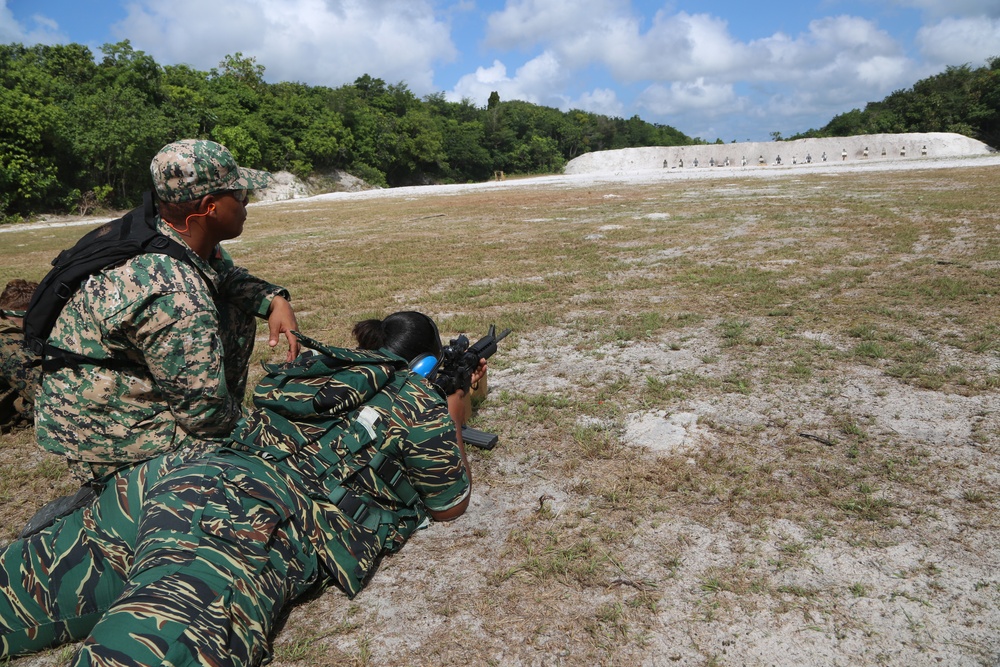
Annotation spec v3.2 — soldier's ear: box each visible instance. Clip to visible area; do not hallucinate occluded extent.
[200,193,219,214]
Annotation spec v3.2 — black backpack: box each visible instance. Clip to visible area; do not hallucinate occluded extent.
[23,191,193,370]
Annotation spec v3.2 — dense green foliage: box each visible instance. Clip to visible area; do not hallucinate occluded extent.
[791,57,1000,148]
[0,41,694,220]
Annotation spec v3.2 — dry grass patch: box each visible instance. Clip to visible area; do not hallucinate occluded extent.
[2,165,1000,666]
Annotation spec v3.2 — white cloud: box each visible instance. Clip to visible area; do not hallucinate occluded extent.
[891,0,1000,19]
[571,88,624,117]
[636,79,738,116]
[461,3,930,139]
[477,6,917,129]
[448,51,570,107]
[516,50,565,88]
[747,16,903,80]
[449,60,531,104]
[614,11,751,80]
[0,0,64,44]
[0,2,20,43]
[484,6,749,81]
[480,6,915,98]
[855,55,912,88]
[112,0,456,93]
[725,16,916,120]
[916,16,1000,66]
[468,60,510,86]
[481,6,912,91]
[31,15,59,33]
[484,0,629,50]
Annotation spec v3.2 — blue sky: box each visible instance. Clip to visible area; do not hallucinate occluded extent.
[2,0,998,142]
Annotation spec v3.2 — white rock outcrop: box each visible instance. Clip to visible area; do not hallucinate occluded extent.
[565,132,995,174]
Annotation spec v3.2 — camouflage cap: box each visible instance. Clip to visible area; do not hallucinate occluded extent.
[150,139,272,203]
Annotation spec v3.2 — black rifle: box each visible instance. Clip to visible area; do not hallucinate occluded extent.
[435,324,511,450]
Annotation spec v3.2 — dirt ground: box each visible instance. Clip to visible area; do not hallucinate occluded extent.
[3,141,1000,667]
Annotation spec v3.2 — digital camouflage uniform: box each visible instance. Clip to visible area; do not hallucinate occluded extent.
[151,139,271,204]
[0,339,470,666]
[35,139,282,480]
[0,318,39,430]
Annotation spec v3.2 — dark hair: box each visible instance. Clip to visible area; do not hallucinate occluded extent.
[0,279,38,311]
[156,197,205,224]
[353,311,441,361]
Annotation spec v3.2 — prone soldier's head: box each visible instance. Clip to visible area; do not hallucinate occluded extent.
[353,311,443,368]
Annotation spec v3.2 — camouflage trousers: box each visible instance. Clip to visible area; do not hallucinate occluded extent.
[0,452,320,667]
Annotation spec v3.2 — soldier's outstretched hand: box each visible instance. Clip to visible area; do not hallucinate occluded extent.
[267,296,300,362]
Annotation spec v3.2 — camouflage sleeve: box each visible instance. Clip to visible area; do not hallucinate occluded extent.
[130,295,242,438]
[214,247,290,318]
[401,401,470,513]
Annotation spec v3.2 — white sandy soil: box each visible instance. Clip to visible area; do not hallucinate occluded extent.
[5,132,1000,667]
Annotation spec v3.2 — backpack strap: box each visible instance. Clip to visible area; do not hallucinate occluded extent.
[324,486,385,532]
[135,191,193,265]
[41,343,141,373]
[320,457,420,534]
[29,191,202,372]
[367,450,420,506]
[317,372,428,551]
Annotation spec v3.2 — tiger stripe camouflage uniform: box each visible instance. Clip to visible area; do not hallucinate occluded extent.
[0,339,470,666]
[34,228,287,480]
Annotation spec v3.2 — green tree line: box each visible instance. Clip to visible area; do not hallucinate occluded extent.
[790,57,1000,147]
[0,41,694,221]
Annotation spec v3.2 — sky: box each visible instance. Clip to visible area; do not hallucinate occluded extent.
[1,1,998,143]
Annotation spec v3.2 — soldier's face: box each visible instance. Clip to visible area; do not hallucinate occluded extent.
[211,190,249,239]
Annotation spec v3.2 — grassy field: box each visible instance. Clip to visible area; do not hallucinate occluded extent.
[2,164,999,666]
